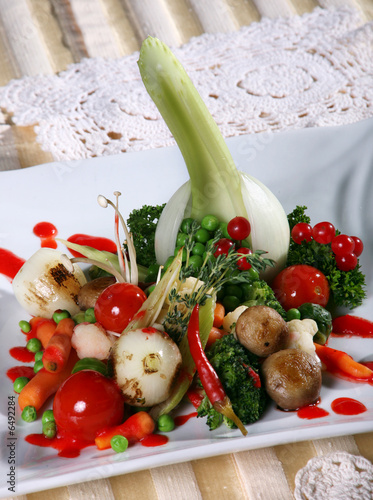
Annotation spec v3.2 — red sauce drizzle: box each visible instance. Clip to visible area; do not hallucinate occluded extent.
[25,432,93,458]
[332,315,373,338]
[187,388,204,409]
[174,412,198,426]
[9,346,35,363]
[7,366,35,382]
[33,222,58,249]
[331,397,367,416]
[0,248,25,281]
[67,234,117,258]
[141,434,169,447]
[362,362,373,371]
[297,405,329,420]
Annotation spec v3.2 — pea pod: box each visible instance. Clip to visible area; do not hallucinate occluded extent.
[71,357,108,376]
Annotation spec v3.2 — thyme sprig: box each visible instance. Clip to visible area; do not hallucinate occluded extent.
[164,224,275,343]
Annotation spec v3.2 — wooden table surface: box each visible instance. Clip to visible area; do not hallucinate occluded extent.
[1,1,373,499]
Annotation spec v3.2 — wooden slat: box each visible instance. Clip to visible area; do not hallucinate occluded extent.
[67,478,115,499]
[318,0,369,20]
[253,0,296,18]
[11,125,54,169]
[27,485,70,500]
[150,462,202,499]
[275,440,317,494]
[163,0,204,44]
[312,435,361,456]
[98,0,140,55]
[291,0,320,15]
[226,0,261,26]
[0,18,20,84]
[192,454,247,500]
[0,0,53,75]
[188,0,240,33]
[121,0,184,47]
[28,0,74,73]
[110,470,157,499]
[354,433,373,463]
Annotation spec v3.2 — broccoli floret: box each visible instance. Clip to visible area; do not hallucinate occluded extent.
[197,335,268,431]
[242,279,286,319]
[126,204,166,268]
[286,206,366,310]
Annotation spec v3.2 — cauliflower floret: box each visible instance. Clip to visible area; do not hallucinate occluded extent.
[222,305,248,337]
[72,322,115,360]
[286,319,318,357]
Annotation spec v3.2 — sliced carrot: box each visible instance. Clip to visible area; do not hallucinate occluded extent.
[206,327,227,349]
[213,302,225,328]
[42,318,75,373]
[18,349,78,411]
[95,411,155,450]
[35,319,57,348]
[315,343,373,381]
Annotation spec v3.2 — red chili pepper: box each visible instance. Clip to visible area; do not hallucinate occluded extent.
[243,363,261,388]
[187,304,247,436]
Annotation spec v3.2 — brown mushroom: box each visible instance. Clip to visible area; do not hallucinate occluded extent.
[235,305,288,357]
[77,276,116,310]
[261,348,322,410]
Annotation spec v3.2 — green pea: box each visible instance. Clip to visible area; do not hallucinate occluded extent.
[145,263,160,283]
[191,242,205,257]
[225,269,240,285]
[73,311,86,324]
[34,360,44,374]
[225,285,243,300]
[163,256,175,271]
[26,338,42,353]
[174,246,187,261]
[146,284,156,296]
[201,214,220,232]
[52,309,71,324]
[84,308,96,323]
[188,255,203,271]
[22,405,37,423]
[286,308,301,321]
[222,295,241,312]
[157,414,175,432]
[19,320,31,333]
[42,409,55,425]
[13,376,29,393]
[248,268,259,281]
[194,228,210,244]
[34,351,44,362]
[43,421,57,439]
[219,222,231,239]
[180,218,195,234]
[176,232,188,247]
[111,435,129,453]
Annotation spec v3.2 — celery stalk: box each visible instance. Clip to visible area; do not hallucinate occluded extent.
[138,37,248,223]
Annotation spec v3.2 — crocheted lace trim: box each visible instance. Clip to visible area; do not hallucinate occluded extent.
[0,6,372,161]
[294,452,373,500]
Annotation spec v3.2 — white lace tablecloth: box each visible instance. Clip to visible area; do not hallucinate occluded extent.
[0,6,372,162]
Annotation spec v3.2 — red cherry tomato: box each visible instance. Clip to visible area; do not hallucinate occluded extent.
[236,247,252,270]
[94,282,147,333]
[272,264,330,310]
[331,234,355,256]
[291,223,313,244]
[312,222,335,244]
[227,217,251,241]
[351,236,363,257]
[53,370,125,441]
[214,238,235,257]
[335,253,358,272]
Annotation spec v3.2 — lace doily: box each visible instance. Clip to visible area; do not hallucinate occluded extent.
[0,7,373,161]
[294,452,373,500]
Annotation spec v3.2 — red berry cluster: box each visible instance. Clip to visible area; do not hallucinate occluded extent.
[214,216,253,271]
[291,221,363,272]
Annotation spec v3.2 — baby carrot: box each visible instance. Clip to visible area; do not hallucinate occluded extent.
[314,343,373,381]
[42,318,75,373]
[18,349,79,411]
[206,326,226,349]
[95,411,155,450]
[213,302,225,328]
[35,319,57,348]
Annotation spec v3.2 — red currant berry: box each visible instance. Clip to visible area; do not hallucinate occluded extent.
[331,234,355,256]
[214,238,235,257]
[227,217,251,241]
[335,253,358,272]
[236,247,252,270]
[312,221,335,244]
[350,236,363,257]
[291,223,313,244]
